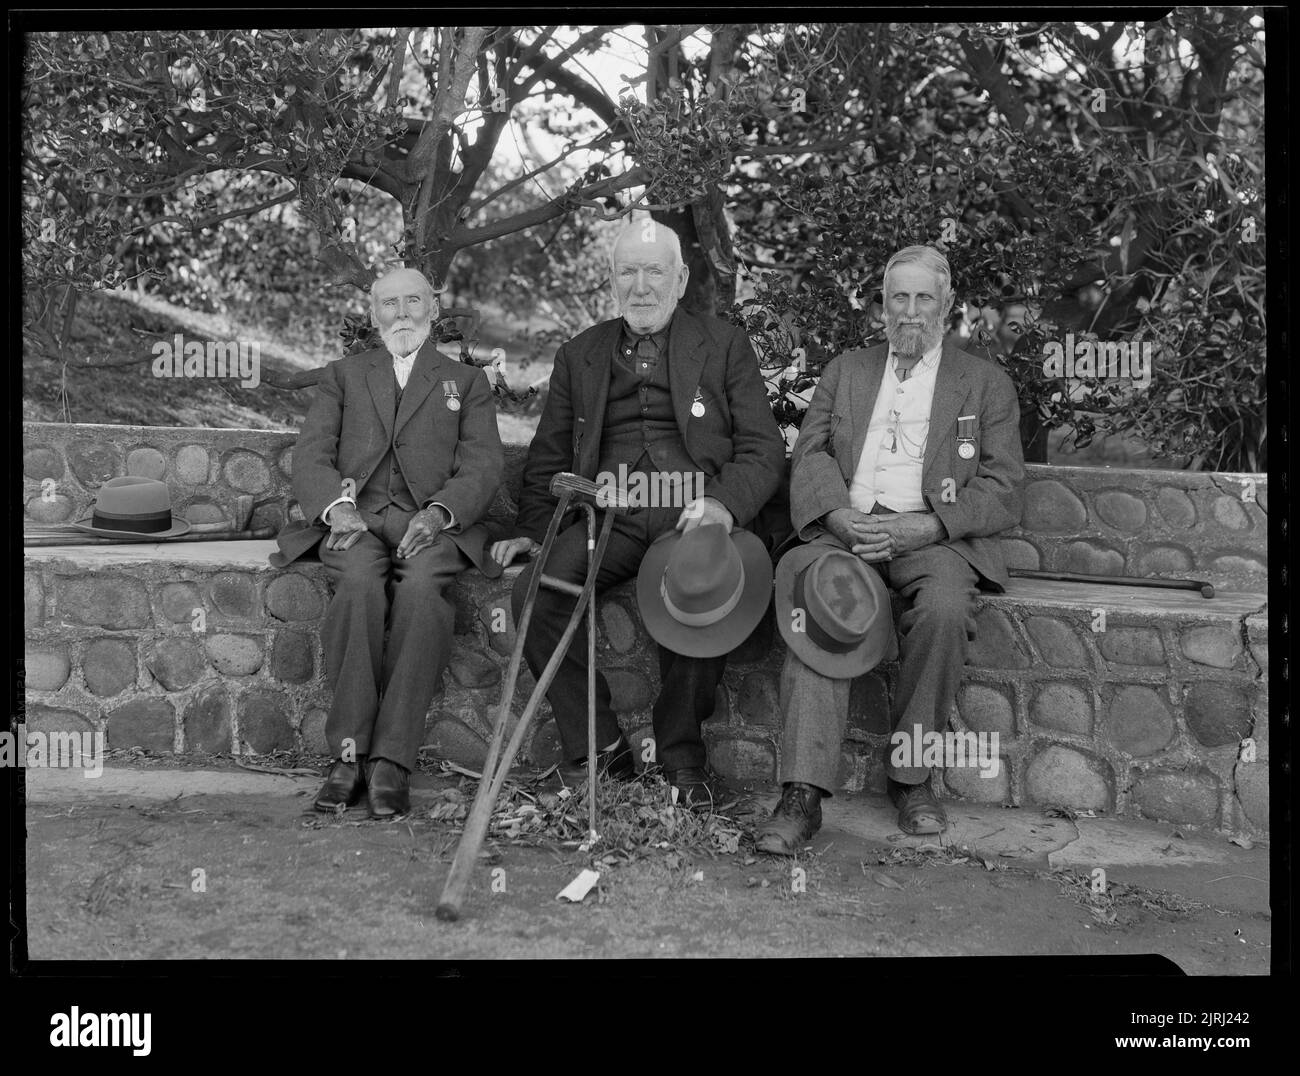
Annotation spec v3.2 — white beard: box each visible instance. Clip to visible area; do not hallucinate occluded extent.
[381,321,431,360]
[885,316,943,360]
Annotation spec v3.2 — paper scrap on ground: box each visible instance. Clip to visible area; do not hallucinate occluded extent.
[557,868,601,903]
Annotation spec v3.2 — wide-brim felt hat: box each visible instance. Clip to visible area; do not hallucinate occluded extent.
[71,476,192,539]
[636,524,773,659]
[775,542,897,678]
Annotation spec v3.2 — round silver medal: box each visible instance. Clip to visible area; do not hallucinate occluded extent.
[958,441,975,459]
[691,401,705,418]
[447,398,461,412]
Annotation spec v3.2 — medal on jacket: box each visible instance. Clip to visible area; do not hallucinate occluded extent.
[957,414,977,459]
[691,389,705,418]
[444,381,461,412]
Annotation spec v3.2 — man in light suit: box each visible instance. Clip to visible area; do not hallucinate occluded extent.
[492,221,785,807]
[273,267,503,818]
[755,245,1025,851]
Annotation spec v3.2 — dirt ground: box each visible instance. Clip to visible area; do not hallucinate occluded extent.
[19,761,1272,970]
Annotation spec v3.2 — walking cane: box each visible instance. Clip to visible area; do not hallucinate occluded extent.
[436,472,627,922]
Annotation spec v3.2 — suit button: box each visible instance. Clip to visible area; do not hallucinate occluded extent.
[359,471,369,478]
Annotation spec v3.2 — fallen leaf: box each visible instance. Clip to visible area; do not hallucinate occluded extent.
[870,871,904,890]
[1229,835,1255,849]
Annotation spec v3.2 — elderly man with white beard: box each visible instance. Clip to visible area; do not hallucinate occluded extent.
[753,245,1025,852]
[272,266,503,818]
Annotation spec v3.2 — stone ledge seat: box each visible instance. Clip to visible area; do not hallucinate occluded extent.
[24,538,1268,836]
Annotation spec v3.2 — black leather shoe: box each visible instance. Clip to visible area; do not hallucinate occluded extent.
[754,783,824,855]
[666,767,722,811]
[558,734,637,786]
[365,758,411,818]
[888,775,948,835]
[314,757,367,812]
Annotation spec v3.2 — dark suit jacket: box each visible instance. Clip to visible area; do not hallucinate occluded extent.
[270,339,503,575]
[514,308,786,543]
[790,340,1025,589]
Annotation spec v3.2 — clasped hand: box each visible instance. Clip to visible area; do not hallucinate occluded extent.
[825,508,941,562]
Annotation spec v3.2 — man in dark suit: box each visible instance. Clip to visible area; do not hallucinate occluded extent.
[492,220,785,806]
[755,245,1025,851]
[273,267,503,818]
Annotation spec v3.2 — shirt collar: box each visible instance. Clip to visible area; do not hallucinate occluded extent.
[888,339,943,373]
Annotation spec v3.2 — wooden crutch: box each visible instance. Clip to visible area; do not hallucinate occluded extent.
[436,472,627,922]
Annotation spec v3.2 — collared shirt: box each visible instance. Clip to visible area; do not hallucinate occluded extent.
[848,341,943,513]
[391,348,418,391]
[618,320,670,378]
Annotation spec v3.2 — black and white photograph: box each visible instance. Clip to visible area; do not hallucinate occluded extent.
[12,9,1284,1043]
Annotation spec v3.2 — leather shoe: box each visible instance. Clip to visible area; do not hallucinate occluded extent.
[754,783,823,855]
[888,775,948,835]
[314,757,367,812]
[558,734,637,786]
[666,767,722,811]
[365,758,411,818]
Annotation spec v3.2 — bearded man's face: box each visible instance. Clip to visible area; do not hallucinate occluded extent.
[372,269,436,357]
[883,263,951,358]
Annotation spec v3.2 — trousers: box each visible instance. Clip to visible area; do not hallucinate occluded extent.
[510,502,727,772]
[317,505,469,771]
[777,533,979,793]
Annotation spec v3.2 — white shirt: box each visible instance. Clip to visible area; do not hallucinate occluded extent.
[848,342,942,513]
[391,348,417,391]
[320,348,454,527]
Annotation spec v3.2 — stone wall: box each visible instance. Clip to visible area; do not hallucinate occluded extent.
[24,422,1267,591]
[23,542,1268,837]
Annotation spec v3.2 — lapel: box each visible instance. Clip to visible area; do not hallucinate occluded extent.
[366,350,397,441]
[847,344,889,476]
[922,341,971,479]
[667,309,707,436]
[393,339,445,436]
[581,320,622,449]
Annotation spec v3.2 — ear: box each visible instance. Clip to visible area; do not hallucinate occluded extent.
[676,262,690,297]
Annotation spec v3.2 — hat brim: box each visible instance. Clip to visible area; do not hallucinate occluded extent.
[69,515,193,540]
[636,527,773,658]
[774,541,897,678]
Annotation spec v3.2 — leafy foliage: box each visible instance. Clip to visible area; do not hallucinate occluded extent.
[22,19,1266,470]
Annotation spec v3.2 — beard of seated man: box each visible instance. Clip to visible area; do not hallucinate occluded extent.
[884,304,945,360]
[380,318,432,359]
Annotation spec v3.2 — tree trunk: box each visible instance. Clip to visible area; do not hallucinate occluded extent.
[651,205,719,317]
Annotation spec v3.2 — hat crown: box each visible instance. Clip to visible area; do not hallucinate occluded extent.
[662,524,742,614]
[97,476,171,515]
[806,553,876,637]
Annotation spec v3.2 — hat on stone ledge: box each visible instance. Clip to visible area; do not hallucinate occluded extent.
[70,476,192,539]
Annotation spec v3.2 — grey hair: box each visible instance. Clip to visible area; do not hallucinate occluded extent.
[608,219,684,274]
[884,245,953,301]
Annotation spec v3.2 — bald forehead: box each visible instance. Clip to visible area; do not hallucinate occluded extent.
[885,262,946,296]
[612,227,678,267]
[371,269,433,302]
